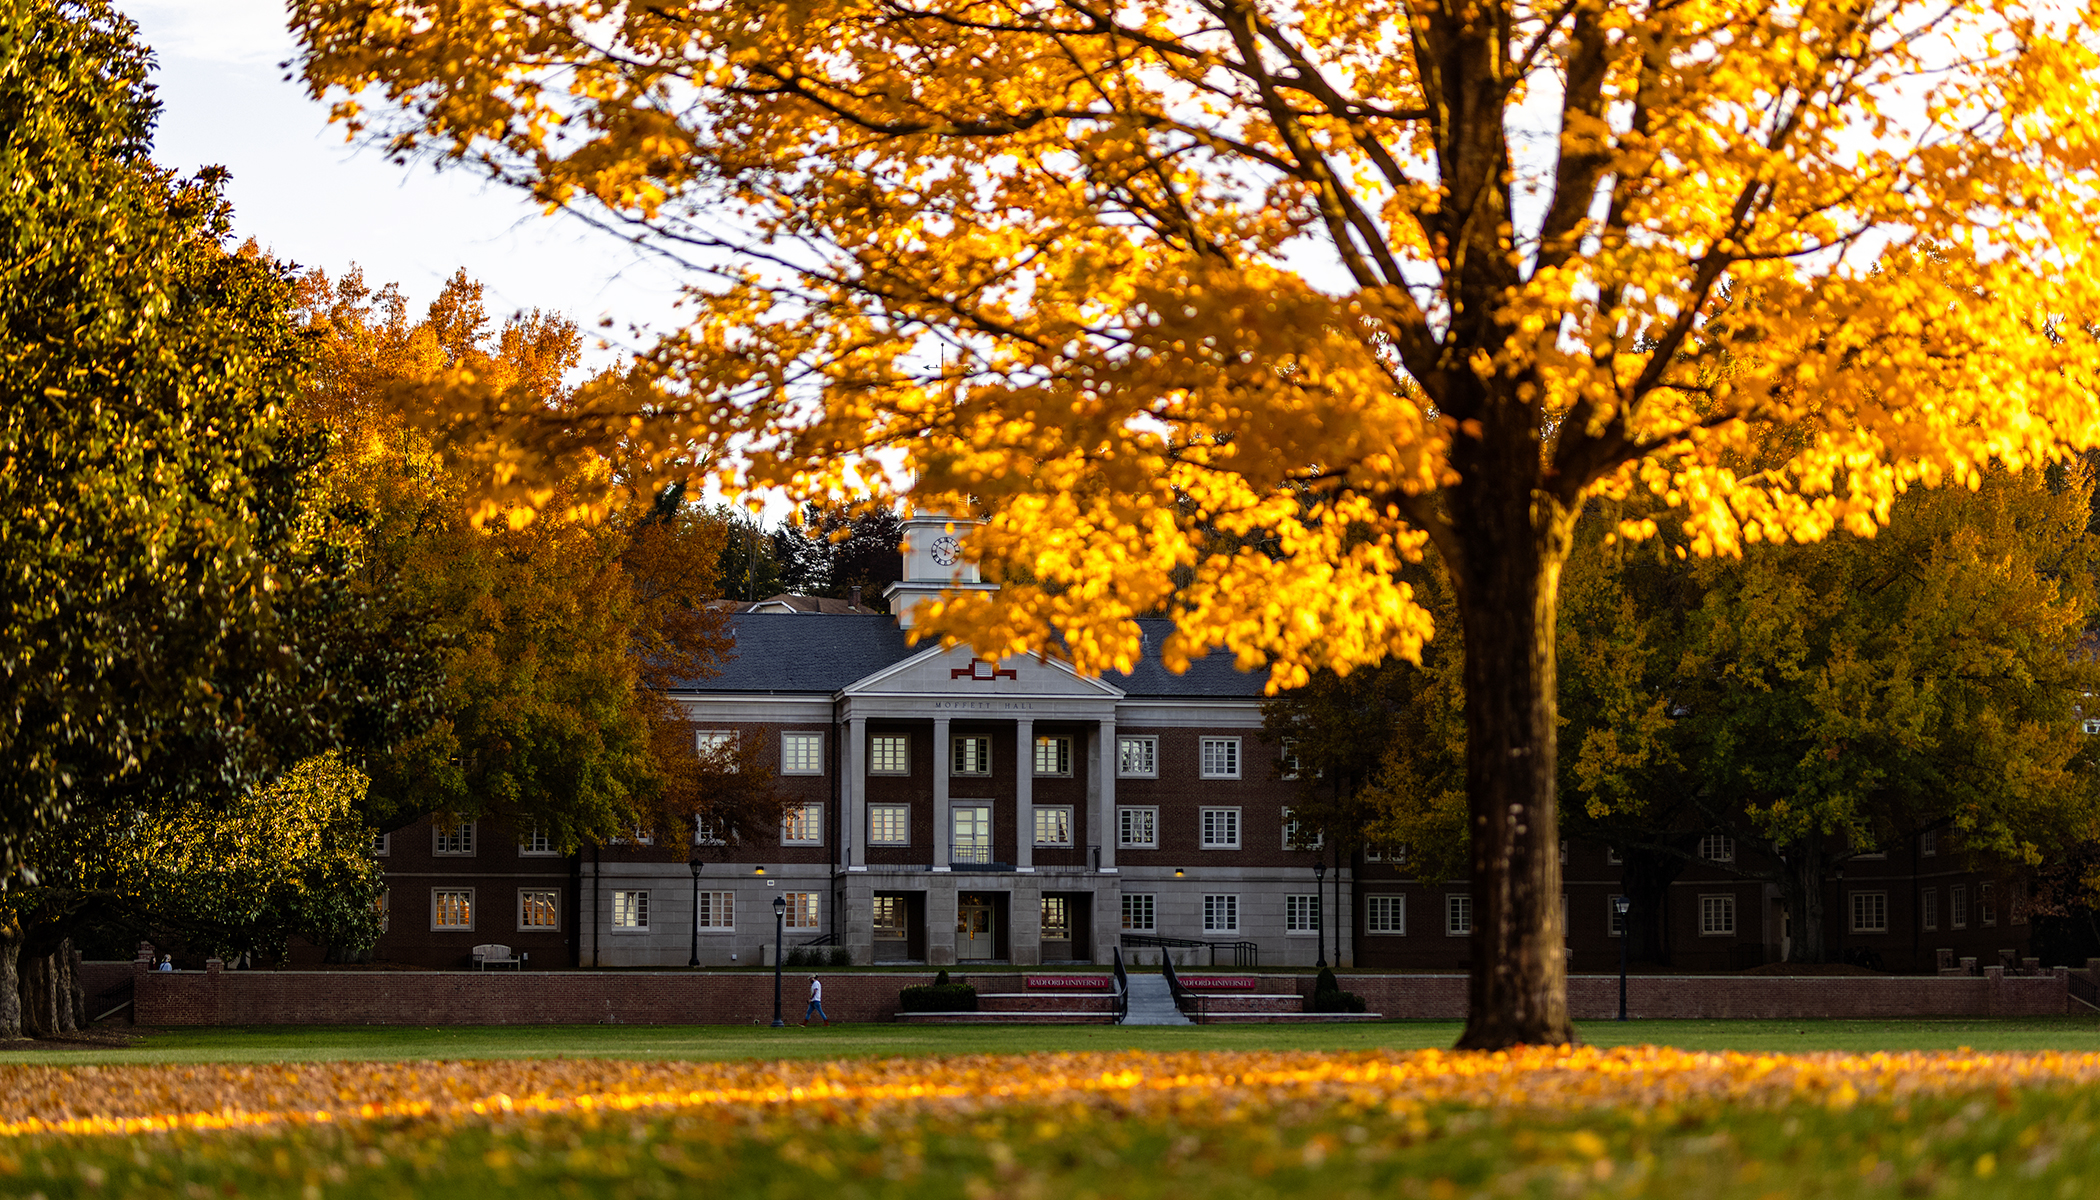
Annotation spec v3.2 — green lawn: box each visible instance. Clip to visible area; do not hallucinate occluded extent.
[11,1014,2100,1065]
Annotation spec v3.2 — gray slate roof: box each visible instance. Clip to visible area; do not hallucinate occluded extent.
[673,614,1268,699]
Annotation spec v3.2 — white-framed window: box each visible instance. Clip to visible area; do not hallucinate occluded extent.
[612,890,651,931]
[781,801,823,845]
[953,805,991,865]
[694,816,728,846]
[1445,894,1473,936]
[696,891,734,930]
[1199,737,1241,779]
[1117,736,1158,777]
[1366,894,1406,935]
[518,888,560,931]
[1921,829,1938,857]
[951,734,991,775]
[870,733,910,774]
[1851,891,1888,934]
[1608,897,1626,938]
[434,822,475,856]
[783,891,820,929]
[1200,807,1241,849]
[2087,717,2100,735]
[1980,882,1997,927]
[1203,894,1240,933]
[1282,807,1323,850]
[1033,805,1074,847]
[1285,894,1320,934]
[519,826,557,856]
[1040,896,1072,941]
[695,729,737,768]
[1280,739,1301,780]
[1033,735,1072,776]
[371,832,390,856]
[1951,884,1969,929]
[1606,845,1623,865]
[376,890,390,933]
[781,732,824,775]
[613,823,655,846]
[871,895,905,937]
[1854,848,1888,861]
[1117,806,1158,849]
[1699,895,1736,936]
[1121,893,1156,932]
[1364,844,1409,865]
[1921,887,1939,931]
[432,889,474,930]
[1698,834,1735,863]
[869,804,910,846]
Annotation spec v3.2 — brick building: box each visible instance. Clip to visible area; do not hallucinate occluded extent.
[368,511,2030,973]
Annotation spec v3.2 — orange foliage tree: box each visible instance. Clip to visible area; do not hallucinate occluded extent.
[293,0,2100,1045]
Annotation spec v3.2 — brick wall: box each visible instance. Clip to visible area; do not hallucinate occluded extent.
[131,964,2077,1027]
[1338,970,2073,1020]
[134,965,941,1027]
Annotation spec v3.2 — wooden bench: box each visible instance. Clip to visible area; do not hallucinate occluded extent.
[472,944,522,970]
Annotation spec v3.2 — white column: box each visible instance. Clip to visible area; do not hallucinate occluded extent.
[933,717,952,871]
[1094,717,1117,872]
[1015,718,1034,872]
[845,716,867,871]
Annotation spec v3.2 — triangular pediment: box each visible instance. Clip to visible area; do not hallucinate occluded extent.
[843,644,1124,700]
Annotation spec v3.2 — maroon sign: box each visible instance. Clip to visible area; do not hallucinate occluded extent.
[1180,975,1259,991]
[1025,974,1113,991]
[951,658,1019,681]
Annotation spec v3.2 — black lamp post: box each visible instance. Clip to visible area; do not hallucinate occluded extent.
[687,859,704,968]
[771,893,787,1027]
[1613,895,1632,1021]
[1312,861,1328,969]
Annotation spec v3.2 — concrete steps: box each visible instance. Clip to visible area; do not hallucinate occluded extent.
[1122,974,1192,1025]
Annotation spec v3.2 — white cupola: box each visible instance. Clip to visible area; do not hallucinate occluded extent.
[884,510,997,629]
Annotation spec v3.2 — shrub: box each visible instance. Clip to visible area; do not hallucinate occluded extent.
[934,969,950,986]
[784,947,808,967]
[1311,967,1365,1013]
[829,946,851,968]
[898,982,977,1013]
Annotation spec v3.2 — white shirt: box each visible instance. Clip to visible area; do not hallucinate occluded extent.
[809,978,822,1001]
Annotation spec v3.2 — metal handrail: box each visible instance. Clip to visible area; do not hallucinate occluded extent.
[1112,945,1130,1024]
[1160,945,1187,1012]
[1119,933,1260,968]
[2071,967,2099,1010]
[796,932,840,947]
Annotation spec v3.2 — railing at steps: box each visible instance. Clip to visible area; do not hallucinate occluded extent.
[1112,945,1130,1025]
[1160,947,1189,1015]
[1119,933,1261,968]
[2071,967,2099,1011]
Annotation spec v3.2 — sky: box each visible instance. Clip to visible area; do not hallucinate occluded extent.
[129,1,687,369]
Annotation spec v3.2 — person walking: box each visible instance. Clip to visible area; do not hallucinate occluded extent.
[802,974,829,1026]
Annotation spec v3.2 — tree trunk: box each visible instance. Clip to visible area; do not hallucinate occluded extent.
[1447,463,1579,1049]
[18,952,53,1038]
[1783,835,1830,963]
[58,939,80,1032]
[0,924,20,1039]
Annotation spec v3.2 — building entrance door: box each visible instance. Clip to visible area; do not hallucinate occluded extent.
[957,893,996,960]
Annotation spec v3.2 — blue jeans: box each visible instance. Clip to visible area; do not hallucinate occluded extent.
[805,1001,828,1021]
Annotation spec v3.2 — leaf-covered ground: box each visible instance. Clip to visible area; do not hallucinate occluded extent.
[7,1047,2100,1196]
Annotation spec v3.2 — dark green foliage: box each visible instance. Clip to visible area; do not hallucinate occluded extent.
[0,0,441,879]
[1311,967,1365,1013]
[829,946,851,968]
[899,982,977,1013]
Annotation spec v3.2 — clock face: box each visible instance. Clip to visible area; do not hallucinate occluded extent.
[930,535,962,567]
